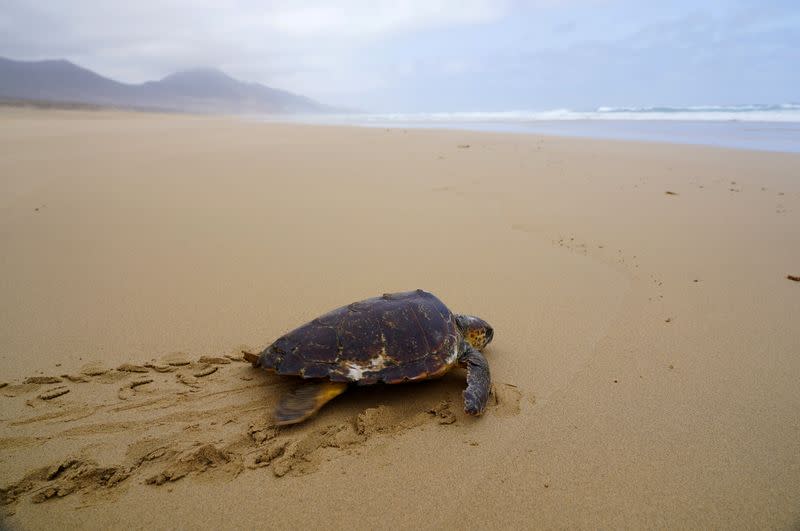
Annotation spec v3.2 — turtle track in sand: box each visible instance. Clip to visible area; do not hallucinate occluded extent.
[0,350,522,513]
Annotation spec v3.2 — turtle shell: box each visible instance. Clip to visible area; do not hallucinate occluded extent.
[256,289,461,385]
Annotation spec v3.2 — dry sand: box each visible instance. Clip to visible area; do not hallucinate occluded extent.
[0,108,799,529]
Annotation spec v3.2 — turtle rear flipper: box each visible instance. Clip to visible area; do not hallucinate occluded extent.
[274,381,348,426]
[459,345,491,415]
[242,350,260,365]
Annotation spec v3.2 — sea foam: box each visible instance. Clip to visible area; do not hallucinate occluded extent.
[322,103,800,123]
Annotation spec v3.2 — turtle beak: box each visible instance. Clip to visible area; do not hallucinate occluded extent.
[486,327,494,345]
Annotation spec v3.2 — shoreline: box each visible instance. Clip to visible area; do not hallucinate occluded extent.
[249,115,800,154]
[3,101,799,153]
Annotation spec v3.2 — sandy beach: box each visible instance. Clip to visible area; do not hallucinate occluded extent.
[1,108,798,529]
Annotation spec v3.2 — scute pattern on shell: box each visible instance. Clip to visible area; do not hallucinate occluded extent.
[256,290,459,384]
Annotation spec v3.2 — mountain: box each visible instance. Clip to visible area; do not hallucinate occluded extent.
[0,57,332,114]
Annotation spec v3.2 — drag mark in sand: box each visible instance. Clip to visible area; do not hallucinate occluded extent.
[0,349,522,511]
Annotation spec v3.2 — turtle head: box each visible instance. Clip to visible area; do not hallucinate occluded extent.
[456,315,494,351]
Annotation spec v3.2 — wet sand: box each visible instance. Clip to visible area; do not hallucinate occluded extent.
[1,108,799,529]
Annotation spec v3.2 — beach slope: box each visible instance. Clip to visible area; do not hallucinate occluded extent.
[1,109,798,529]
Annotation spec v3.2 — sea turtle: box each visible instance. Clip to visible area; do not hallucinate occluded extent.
[244,289,494,425]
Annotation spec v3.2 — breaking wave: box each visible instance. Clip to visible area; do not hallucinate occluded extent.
[308,104,800,123]
[250,103,800,152]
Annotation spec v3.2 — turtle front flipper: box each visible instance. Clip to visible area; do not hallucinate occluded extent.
[274,381,348,426]
[458,345,491,415]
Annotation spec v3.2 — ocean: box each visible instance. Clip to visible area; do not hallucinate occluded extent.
[254,104,800,153]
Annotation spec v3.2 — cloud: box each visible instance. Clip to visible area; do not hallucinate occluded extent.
[1,1,797,109]
[0,1,510,56]
[263,1,509,37]
[554,20,577,33]
[0,0,515,100]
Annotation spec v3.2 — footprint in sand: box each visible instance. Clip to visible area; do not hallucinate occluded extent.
[117,377,155,401]
[490,383,525,417]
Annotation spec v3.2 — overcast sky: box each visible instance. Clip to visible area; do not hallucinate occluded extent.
[1,0,798,111]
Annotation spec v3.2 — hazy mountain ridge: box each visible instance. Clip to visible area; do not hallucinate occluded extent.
[0,57,332,113]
